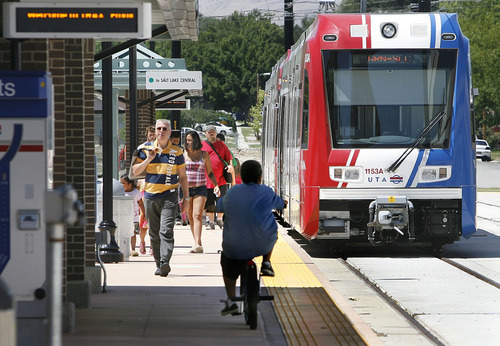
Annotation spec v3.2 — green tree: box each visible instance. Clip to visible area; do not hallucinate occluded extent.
[156,11,284,117]
[294,15,315,42]
[442,0,500,134]
[249,89,265,139]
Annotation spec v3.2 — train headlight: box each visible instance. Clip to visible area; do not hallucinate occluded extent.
[419,166,451,182]
[382,23,397,38]
[329,167,362,182]
[421,168,437,181]
[345,168,360,180]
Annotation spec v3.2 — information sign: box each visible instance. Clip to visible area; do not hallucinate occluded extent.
[2,2,152,39]
[146,71,202,90]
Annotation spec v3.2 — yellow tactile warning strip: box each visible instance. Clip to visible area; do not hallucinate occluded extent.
[259,235,367,346]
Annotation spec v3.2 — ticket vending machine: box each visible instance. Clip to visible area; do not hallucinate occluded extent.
[0,71,53,345]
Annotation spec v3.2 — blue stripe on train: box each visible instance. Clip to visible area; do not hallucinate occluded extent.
[405,149,424,187]
[429,14,436,48]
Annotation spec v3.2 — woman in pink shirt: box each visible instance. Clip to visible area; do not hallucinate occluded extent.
[184,131,220,253]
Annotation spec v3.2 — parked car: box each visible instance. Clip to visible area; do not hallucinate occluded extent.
[181,127,196,136]
[476,139,491,161]
[194,122,234,136]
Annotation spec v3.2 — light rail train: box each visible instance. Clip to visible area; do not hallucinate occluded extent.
[262,13,476,251]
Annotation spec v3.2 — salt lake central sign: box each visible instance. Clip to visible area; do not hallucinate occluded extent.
[2,2,152,39]
[146,71,202,90]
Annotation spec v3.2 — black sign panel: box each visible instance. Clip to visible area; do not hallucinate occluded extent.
[15,7,138,33]
[156,101,188,110]
[3,3,151,39]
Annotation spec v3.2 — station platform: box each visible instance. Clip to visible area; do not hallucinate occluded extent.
[63,223,381,345]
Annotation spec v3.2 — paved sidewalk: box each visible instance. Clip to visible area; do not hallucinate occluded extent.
[63,224,286,345]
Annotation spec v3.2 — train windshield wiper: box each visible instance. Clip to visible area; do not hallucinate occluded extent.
[387,110,447,173]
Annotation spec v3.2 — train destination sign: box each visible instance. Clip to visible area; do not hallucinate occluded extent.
[351,50,431,67]
[2,2,152,39]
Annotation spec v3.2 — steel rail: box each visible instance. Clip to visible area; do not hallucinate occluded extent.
[339,258,445,346]
[440,258,500,290]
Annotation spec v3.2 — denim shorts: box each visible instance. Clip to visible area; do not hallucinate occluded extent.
[189,185,208,198]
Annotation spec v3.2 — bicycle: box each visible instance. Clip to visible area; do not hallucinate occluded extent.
[229,259,274,330]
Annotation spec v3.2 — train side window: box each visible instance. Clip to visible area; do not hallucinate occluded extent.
[301,70,309,149]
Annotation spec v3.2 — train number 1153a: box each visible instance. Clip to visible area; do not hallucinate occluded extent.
[365,168,384,175]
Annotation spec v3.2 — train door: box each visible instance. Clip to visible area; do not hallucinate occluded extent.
[289,83,302,227]
[276,94,286,198]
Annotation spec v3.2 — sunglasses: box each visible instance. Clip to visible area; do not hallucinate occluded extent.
[156,127,169,131]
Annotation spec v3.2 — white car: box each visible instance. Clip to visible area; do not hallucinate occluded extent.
[181,127,196,136]
[194,122,234,136]
[476,139,491,161]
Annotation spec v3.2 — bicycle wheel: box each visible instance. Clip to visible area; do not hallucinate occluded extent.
[247,297,258,329]
[241,271,251,325]
[244,263,259,329]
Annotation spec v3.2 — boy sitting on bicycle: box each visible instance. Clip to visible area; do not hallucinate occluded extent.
[214,160,286,315]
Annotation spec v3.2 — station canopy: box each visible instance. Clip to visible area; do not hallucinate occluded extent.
[94,45,202,107]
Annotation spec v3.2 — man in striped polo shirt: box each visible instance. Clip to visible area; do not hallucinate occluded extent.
[132,119,190,277]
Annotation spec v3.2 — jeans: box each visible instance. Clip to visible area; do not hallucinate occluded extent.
[145,191,178,268]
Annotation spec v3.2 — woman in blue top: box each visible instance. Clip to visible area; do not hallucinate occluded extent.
[215,160,286,315]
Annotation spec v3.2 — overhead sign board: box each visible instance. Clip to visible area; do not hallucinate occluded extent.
[146,71,202,90]
[2,2,152,39]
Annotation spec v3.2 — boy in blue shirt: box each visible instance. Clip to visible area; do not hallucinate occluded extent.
[215,160,286,315]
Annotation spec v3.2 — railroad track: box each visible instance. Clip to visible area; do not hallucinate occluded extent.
[477,200,500,225]
[339,258,444,346]
[337,253,500,346]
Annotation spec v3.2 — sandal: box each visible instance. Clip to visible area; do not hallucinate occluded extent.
[190,246,203,253]
[140,242,146,255]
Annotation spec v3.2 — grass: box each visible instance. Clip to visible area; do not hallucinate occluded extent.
[491,149,500,161]
[240,127,255,138]
[478,188,500,192]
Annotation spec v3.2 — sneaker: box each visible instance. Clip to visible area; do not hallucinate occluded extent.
[216,219,223,229]
[261,261,275,277]
[175,220,182,225]
[131,251,139,257]
[159,263,171,277]
[139,243,146,255]
[221,302,239,316]
[154,268,160,276]
[190,246,203,253]
[210,221,215,230]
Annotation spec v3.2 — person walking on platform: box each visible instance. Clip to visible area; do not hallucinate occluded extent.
[120,173,146,257]
[132,119,189,277]
[183,130,220,253]
[145,125,155,143]
[216,133,237,186]
[213,160,286,315]
[140,125,155,255]
[202,125,233,230]
[171,130,186,226]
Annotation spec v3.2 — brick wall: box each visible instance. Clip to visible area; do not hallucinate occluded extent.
[64,39,95,281]
[83,39,96,268]
[125,89,156,165]
[0,30,96,301]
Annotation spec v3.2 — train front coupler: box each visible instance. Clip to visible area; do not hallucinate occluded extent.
[367,196,415,245]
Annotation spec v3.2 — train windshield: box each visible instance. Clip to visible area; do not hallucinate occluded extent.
[323,49,457,148]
